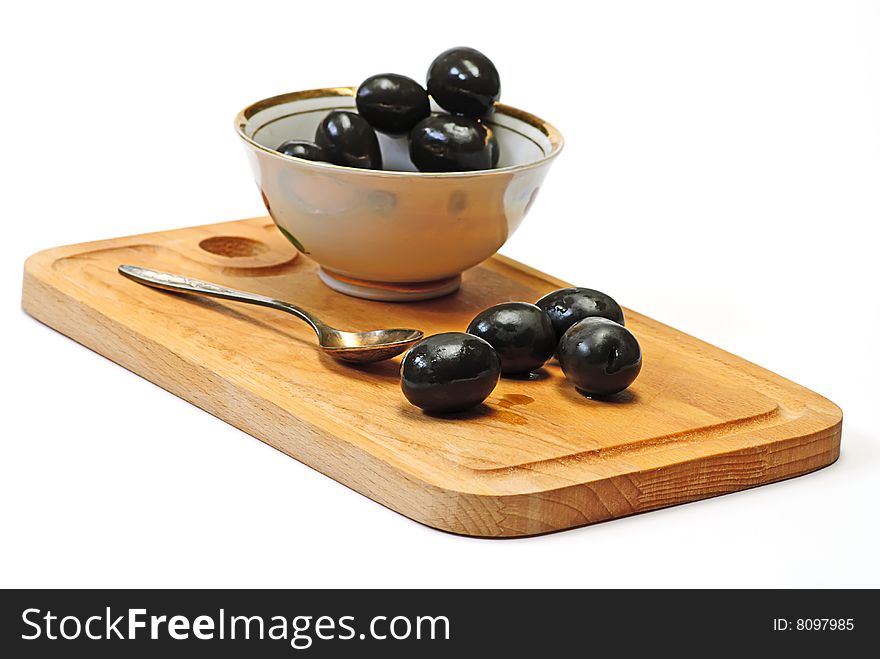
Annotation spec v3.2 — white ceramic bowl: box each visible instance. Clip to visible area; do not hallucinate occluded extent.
[235,87,563,301]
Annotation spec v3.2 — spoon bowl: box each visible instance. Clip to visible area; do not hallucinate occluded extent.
[321,328,424,363]
[118,265,423,363]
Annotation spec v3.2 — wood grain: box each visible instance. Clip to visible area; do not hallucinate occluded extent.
[21,217,842,537]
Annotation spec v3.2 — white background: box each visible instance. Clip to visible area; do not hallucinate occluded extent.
[2,1,878,588]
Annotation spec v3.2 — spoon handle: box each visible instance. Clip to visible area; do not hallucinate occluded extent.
[118,264,326,335]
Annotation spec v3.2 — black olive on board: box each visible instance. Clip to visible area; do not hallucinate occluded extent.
[557,318,642,397]
[536,287,626,341]
[427,47,501,117]
[314,110,383,170]
[356,73,431,135]
[466,302,556,375]
[400,333,501,413]
[276,140,328,162]
[409,115,498,173]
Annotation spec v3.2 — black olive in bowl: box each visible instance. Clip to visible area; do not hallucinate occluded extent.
[536,287,626,341]
[276,140,327,162]
[356,73,431,135]
[427,47,501,117]
[409,115,499,172]
[557,318,642,397]
[401,333,500,413]
[315,110,382,170]
[467,302,556,375]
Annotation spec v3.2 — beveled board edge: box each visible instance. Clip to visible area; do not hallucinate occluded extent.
[20,219,843,537]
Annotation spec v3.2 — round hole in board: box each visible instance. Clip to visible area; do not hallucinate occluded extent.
[198,236,269,258]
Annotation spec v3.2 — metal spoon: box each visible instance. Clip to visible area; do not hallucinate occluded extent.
[118,265,423,363]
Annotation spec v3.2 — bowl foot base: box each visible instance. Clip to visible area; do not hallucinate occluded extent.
[318,268,461,302]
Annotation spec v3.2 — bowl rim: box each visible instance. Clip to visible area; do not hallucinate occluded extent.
[234,86,564,179]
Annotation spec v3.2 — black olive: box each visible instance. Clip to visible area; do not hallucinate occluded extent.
[314,110,382,169]
[409,115,498,172]
[276,140,328,162]
[400,332,500,413]
[466,302,556,375]
[557,318,642,397]
[536,287,626,341]
[356,73,431,135]
[427,47,501,117]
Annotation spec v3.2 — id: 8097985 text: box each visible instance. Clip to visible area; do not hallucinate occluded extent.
[772,618,854,631]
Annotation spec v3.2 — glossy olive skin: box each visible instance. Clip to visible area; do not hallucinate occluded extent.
[401,332,501,413]
[276,140,327,162]
[356,73,431,135]
[536,287,626,341]
[558,318,642,397]
[466,302,556,374]
[409,115,498,172]
[314,111,382,169]
[427,47,501,117]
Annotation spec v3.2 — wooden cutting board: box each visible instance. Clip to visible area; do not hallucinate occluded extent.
[22,217,842,537]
